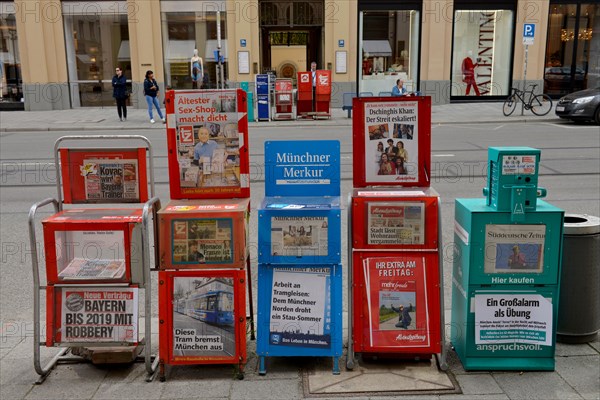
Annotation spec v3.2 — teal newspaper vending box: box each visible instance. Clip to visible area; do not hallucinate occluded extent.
[451,147,564,370]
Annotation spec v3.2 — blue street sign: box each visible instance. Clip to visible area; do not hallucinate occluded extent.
[338,39,345,48]
[240,39,246,47]
[523,23,535,38]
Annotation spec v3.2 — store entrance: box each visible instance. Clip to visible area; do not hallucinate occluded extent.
[260,28,321,80]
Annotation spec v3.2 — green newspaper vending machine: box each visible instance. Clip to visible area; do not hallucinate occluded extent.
[451,147,564,370]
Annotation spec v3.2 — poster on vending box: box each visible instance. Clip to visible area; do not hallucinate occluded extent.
[367,202,425,245]
[169,90,249,198]
[364,100,419,183]
[484,224,545,274]
[59,288,138,343]
[172,277,236,360]
[270,216,329,257]
[269,267,332,349]
[362,256,430,348]
[171,218,234,265]
[475,293,553,346]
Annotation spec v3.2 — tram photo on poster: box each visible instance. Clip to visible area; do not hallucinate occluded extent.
[172,277,236,359]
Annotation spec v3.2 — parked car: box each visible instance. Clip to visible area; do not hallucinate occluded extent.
[544,66,586,94]
[555,87,600,124]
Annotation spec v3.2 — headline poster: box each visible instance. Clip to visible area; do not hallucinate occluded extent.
[171,218,234,265]
[269,267,331,349]
[81,159,139,201]
[172,277,236,361]
[367,202,425,245]
[475,293,552,346]
[363,256,430,348]
[364,101,419,183]
[174,91,247,196]
[60,288,138,343]
[484,224,546,274]
[270,216,329,257]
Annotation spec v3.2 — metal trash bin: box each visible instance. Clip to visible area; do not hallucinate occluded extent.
[557,214,600,343]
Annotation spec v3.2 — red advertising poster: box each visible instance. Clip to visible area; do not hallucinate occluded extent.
[165,89,250,199]
[60,148,148,204]
[48,287,139,345]
[159,270,247,366]
[362,256,431,348]
[352,96,431,188]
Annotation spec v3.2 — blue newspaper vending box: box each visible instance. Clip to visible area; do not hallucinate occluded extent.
[255,74,271,121]
[257,140,343,374]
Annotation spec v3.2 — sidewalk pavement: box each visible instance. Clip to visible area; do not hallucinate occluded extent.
[0,102,560,132]
[1,102,598,400]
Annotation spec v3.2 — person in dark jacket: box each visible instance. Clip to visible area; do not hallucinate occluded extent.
[391,303,413,329]
[112,67,128,121]
[143,70,165,124]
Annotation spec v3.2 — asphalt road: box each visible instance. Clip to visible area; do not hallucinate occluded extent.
[1,121,599,324]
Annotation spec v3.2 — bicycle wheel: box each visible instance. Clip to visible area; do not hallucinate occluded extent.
[503,94,517,116]
[530,94,552,116]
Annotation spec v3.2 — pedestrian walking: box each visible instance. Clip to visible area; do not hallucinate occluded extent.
[112,67,128,121]
[143,70,165,124]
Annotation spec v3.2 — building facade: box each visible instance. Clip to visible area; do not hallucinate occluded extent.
[1,0,598,111]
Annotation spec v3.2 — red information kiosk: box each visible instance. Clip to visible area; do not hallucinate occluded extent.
[295,70,331,119]
[28,136,160,383]
[314,70,332,119]
[347,96,447,370]
[158,89,252,380]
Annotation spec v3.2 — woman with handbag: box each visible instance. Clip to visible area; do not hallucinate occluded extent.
[112,67,128,121]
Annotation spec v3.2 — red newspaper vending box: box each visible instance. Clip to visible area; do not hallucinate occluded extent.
[296,71,313,117]
[273,78,293,120]
[348,188,445,364]
[315,70,331,118]
[42,209,144,286]
[158,269,247,379]
[157,199,250,270]
[165,89,250,200]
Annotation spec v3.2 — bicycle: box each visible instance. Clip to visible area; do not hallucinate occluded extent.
[503,84,553,116]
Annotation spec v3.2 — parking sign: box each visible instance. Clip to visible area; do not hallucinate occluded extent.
[523,23,535,45]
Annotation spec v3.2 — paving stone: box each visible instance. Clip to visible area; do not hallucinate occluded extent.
[436,395,510,400]
[0,383,34,400]
[556,355,600,400]
[26,381,100,399]
[0,358,45,385]
[555,342,599,357]
[230,378,303,400]
[160,380,231,399]
[587,336,600,353]
[92,382,163,399]
[455,374,503,395]
[493,371,583,400]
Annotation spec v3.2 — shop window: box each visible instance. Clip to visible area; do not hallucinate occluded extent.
[545,3,599,96]
[161,11,228,90]
[359,10,420,95]
[0,13,21,103]
[451,9,514,97]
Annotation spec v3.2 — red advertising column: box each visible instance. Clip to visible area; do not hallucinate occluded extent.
[296,71,312,118]
[315,70,331,118]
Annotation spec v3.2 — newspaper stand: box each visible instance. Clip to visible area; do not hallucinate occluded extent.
[273,78,294,120]
[160,89,252,380]
[256,73,271,121]
[451,147,564,370]
[28,135,160,383]
[347,96,448,370]
[257,140,343,375]
[314,70,332,119]
[296,71,313,119]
